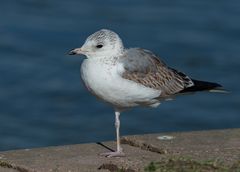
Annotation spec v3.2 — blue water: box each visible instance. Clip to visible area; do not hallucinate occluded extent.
[0,0,240,151]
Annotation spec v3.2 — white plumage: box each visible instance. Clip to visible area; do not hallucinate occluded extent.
[81,58,161,108]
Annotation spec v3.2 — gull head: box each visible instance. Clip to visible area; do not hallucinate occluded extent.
[69,29,124,59]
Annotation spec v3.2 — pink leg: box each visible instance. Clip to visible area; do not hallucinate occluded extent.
[100,111,125,157]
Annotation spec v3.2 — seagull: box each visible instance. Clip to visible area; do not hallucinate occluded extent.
[68,29,224,157]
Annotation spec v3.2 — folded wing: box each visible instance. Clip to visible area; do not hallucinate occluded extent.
[119,48,194,98]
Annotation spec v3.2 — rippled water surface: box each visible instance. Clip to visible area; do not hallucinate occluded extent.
[0,0,239,151]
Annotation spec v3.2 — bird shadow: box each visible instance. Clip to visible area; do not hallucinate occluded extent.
[96,142,115,152]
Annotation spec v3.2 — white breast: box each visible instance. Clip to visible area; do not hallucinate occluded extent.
[80,58,161,108]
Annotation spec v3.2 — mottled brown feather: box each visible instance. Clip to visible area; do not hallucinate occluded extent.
[120,48,193,97]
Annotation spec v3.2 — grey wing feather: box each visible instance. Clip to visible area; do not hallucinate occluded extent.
[119,48,194,97]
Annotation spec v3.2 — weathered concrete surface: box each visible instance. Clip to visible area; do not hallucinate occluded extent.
[0,167,18,172]
[0,168,17,172]
[0,128,239,172]
[121,128,240,165]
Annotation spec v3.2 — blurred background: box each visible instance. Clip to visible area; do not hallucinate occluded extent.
[0,0,239,151]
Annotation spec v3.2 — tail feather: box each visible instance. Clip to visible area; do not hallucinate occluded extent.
[180,79,227,93]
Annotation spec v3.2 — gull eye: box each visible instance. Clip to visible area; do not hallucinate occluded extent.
[96,44,103,48]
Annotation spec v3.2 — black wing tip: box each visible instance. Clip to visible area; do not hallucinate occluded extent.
[180,79,228,93]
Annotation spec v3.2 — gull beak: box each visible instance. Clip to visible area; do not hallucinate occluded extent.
[68,48,84,55]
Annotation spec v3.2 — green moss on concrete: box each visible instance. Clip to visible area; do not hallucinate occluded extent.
[0,160,13,168]
[0,160,28,172]
[230,161,240,171]
[144,157,240,172]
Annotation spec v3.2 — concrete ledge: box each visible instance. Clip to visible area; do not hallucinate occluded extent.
[0,128,240,172]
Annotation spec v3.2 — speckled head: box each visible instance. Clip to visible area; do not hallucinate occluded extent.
[69,29,124,59]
